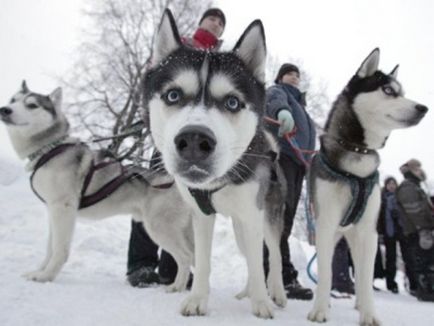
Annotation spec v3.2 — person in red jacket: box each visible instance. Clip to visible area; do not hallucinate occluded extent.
[127,8,226,288]
[182,8,225,50]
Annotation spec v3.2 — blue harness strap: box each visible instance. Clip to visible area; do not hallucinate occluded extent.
[317,152,379,227]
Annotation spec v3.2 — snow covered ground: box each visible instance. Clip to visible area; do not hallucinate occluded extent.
[0,155,433,326]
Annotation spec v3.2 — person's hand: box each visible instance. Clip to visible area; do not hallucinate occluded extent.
[418,229,434,250]
[277,110,295,137]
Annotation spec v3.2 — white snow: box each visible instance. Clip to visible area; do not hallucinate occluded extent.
[0,155,433,326]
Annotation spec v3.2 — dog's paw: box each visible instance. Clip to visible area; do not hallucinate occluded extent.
[307,307,329,323]
[251,299,274,319]
[235,286,248,300]
[23,270,56,282]
[180,294,208,316]
[267,281,287,308]
[359,313,381,326]
[269,288,287,308]
[166,282,186,293]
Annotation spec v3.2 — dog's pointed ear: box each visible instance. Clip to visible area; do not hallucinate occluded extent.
[233,20,267,83]
[389,64,399,79]
[356,48,380,78]
[49,87,62,110]
[21,80,29,93]
[150,9,182,68]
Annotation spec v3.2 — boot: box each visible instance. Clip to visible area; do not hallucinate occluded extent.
[127,266,160,288]
[386,280,399,294]
[285,279,313,300]
[416,273,434,302]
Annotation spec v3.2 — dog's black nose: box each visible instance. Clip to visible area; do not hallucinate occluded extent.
[415,104,428,114]
[175,125,216,162]
[0,107,12,116]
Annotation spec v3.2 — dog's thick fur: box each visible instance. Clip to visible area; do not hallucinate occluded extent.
[307,49,428,325]
[143,10,286,318]
[0,82,194,292]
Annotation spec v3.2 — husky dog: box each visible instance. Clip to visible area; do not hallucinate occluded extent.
[0,82,194,292]
[142,10,286,318]
[307,49,428,325]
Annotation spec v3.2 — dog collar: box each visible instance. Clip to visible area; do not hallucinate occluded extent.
[27,135,69,162]
[334,138,376,155]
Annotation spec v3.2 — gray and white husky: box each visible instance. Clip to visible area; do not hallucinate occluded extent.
[307,48,428,325]
[143,10,286,318]
[0,82,194,292]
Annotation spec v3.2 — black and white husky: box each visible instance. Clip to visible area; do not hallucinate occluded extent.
[307,49,428,325]
[0,82,194,292]
[143,10,286,318]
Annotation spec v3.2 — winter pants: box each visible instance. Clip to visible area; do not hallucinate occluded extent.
[332,238,352,288]
[264,154,305,283]
[404,232,434,298]
[126,151,178,282]
[126,220,178,281]
[383,235,408,287]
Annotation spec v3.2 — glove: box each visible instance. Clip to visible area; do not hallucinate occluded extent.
[277,110,295,137]
[418,229,434,250]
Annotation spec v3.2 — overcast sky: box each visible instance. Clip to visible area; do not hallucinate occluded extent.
[1,0,433,189]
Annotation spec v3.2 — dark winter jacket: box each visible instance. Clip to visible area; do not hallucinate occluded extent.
[396,175,434,236]
[265,83,316,165]
[182,28,222,50]
[377,191,402,238]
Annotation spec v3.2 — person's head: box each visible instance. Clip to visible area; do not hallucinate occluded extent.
[400,159,426,181]
[384,176,398,192]
[275,63,300,87]
[199,8,226,38]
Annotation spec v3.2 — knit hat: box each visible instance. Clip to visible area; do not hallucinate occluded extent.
[199,8,226,28]
[400,159,426,181]
[384,176,397,187]
[275,63,300,84]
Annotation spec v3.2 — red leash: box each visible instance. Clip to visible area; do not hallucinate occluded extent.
[264,116,317,168]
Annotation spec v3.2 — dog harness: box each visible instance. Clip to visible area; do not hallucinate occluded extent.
[30,143,174,209]
[316,151,379,227]
[187,150,279,216]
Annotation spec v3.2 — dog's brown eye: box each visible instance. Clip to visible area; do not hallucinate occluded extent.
[27,103,39,109]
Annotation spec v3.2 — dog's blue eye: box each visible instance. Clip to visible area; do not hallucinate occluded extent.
[382,86,396,97]
[27,103,39,109]
[165,89,182,104]
[225,96,241,112]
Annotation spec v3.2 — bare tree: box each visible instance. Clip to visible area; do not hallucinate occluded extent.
[62,0,211,162]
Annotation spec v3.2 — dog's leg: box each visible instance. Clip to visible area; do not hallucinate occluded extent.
[166,251,192,293]
[348,226,381,326]
[24,202,77,282]
[307,221,337,323]
[22,224,53,279]
[344,230,361,309]
[264,221,287,308]
[232,217,249,300]
[40,225,53,270]
[239,212,274,319]
[180,214,215,316]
